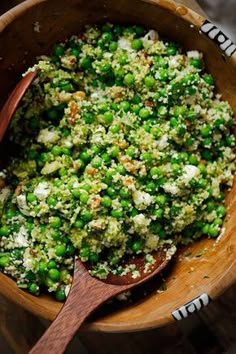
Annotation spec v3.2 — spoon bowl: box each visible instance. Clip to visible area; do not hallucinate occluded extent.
[29,245,173,354]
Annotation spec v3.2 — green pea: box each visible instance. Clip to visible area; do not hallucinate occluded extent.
[213,218,223,226]
[203,74,214,85]
[91,157,102,168]
[202,150,213,161]
[80,247,90,258]
[130,208,139,217]
[198,163,206,175]
[155,194,167,206]
[167,44,178,56]
[202,223,210,234]
[170,117,178,127]
[188,155,198,165]
[126,146,136,157]
[206,200,215,212]
[47,196,58,207]
[118,53,128,65]
[48,268,60,281]
[109,41,118,51]
[84,112,95,124]
[109,146,120,157]
[102,31,113,42]
[55,288,66,301]
[74,219,84,229]
[28,149,39,160]
[81,209,92,221]
[0,226,10,237]
[70,47,80,57]
[201,125,211,137]
[131,239,143,252]
[139,108,150,119]
[55,244,66,257]
[150,166,162,177]
[38,261,47,273]
[208,225,219,237]
[190,58,202,68]
[217,205,226,217]
[51,145,62,156]
[0,256,10,268]
[158,105,167,117]
[100,61,111,72]
[141,152,153,162]
[107,187,116,198]
[53,44,65,57]
[89,253,99,263]
[80,191,89,204]
[132,94,141,104]
[124,73,135,86]
[80,151,92,162]
[131,38,143,50]
[28,283,39,294]
[120,200,130,208]
[101,195,112,208]
[50,216,61,229]
[120,101,130,112]
[150,221,162,234]
[51,231,61,240]
[144,75,155,88]
[119,188,129,198]
[26,193,37,203]
[214,117,225,128]
[103,111,113,124]
[71,188,80,199]
[47,260,57,270]
[146,182,156,193]
[111,209,123,218]
[152,208,164,219]
[109,124,120,133]
[80,56,92,69]
[58,168,68,177]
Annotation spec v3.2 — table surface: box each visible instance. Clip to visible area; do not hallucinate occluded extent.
[0,1,236,353]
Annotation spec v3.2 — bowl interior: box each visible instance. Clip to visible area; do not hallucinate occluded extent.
[0,0,236,332]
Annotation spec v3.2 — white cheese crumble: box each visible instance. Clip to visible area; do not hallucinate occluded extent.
[16,194,30,215]
[187,50,201,58]
[34,182,51,200]
[37,128,60,145]
[118,37,132,51]
[14,226,29,247]
[163,183,179,195]
[182,165,200,181]
[133,190,154,209]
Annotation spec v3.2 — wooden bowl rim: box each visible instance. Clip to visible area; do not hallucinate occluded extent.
[0,0,236,333]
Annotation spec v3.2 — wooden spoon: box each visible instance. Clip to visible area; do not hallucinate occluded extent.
[30,246,173,354]
[0,70,38,141]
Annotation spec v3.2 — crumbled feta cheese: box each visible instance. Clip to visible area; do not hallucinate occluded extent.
[157,134,169,150]
[183,165,200,181]
[118,37,132,51]
[37,128,60,145]
[163,183,179,195]
[16,194,30,215]
[133,190,154,209]
[187,50,201,58]
[15,226,29,247]
[34,182,51,200]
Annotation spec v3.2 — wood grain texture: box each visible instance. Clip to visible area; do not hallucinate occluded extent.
[30,249,169,353]
[0,70,37,141]
[0,0,236,334]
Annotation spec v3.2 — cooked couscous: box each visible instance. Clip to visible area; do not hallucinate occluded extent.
[0,23,235,301]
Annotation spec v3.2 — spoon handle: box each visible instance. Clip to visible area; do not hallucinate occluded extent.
[29,261,127,354]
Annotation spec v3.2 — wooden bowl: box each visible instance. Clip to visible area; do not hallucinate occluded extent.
[0,0,236,332]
